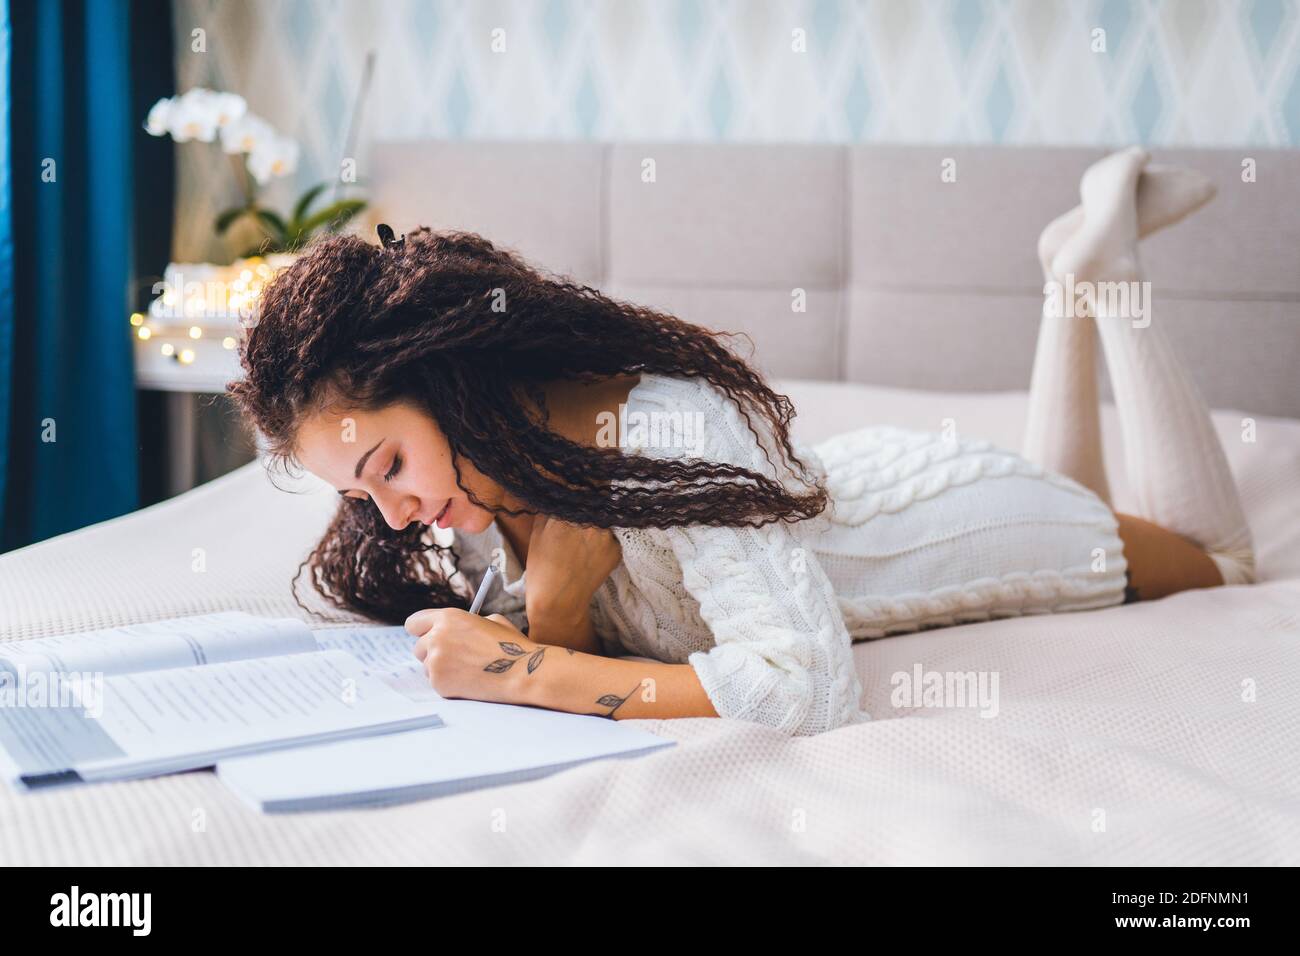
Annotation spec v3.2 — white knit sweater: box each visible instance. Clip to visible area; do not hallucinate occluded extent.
[451,373,1129,737]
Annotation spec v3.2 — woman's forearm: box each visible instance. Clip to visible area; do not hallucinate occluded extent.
[510,643,719,720]
[524,605,605,656]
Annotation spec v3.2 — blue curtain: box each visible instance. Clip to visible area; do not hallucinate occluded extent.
[1,0,172,552]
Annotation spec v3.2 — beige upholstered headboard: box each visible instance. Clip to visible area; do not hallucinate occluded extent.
[364,142,1300,418]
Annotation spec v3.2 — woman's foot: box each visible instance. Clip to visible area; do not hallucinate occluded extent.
[1134,163,1217,234]
[1050,146,1148,284]
[1037,163,1217,280]
[1037,206,1084,280]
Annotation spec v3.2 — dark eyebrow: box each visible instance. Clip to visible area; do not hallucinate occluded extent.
[355,437,385,479]
[337,437,385,496]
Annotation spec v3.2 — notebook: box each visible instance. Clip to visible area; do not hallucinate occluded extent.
[0,612,444,790]
[217,624,675,812]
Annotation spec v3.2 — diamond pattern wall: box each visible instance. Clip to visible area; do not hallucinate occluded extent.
[169,0,1300,262]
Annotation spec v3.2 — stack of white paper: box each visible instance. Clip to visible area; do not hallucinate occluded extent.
[217,625,675,811]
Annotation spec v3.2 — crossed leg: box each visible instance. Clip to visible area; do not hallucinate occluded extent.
[1022,148,1255,600]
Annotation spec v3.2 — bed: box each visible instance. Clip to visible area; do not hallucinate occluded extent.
[1,142,1297,864]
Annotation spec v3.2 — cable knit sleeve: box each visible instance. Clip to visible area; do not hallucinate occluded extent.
[622,375,870,736]
[666,520,869,736]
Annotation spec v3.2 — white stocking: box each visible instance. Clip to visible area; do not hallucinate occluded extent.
[1045,147,1256,586]
[1092,304,1256,584]
[1023,200,1111,500]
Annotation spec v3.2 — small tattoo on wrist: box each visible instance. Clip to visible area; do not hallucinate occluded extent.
[484,641,571,675]
[483,640,528,674]
[592,683,640,718]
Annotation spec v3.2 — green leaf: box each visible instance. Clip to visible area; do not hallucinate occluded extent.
[290,182,329,227]
[254,209,288,242]
[297,199,367,239]
[322,202,366,234]
[215,207,249,235]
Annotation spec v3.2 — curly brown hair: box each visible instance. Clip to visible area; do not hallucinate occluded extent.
[227,226,828,625]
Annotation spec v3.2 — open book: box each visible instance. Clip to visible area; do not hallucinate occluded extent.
[0,612,444,790]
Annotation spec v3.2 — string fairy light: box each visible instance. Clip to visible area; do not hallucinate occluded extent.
[132,254,290,367]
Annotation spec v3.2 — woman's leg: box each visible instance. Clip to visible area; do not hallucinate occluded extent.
[1022,162,1222,505]
[1115,512,1224,599]
[1023,206,1111,502]
[1049,148,1256,588]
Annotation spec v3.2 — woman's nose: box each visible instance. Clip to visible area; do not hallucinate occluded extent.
[376,492,416,531]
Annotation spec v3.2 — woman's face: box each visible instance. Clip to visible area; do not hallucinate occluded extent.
[294,399,500,534]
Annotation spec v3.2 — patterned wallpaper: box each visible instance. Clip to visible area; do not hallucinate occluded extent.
[169,0,1300,262]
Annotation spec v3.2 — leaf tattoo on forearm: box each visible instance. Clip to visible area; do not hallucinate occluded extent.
[588,682,641,718]
[484,641,567,675]
[484,641,579,677]
[484,640,527,674]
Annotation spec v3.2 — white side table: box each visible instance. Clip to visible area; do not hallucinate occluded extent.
[133,255,293,495]
[134,329,249,496]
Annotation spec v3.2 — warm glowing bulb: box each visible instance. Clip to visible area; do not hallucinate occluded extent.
[161,343,175,356]
[179,349,195,365]
[189,326,202,339]
[130,312,144,326]
[137,326,152,340]
[222,336,236,349]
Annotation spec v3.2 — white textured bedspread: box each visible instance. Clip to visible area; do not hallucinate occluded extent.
[2,382,1297,865]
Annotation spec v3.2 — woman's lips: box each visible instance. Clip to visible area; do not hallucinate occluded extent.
[433,499,452,528]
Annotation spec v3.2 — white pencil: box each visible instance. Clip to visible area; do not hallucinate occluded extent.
[467,563,499,615]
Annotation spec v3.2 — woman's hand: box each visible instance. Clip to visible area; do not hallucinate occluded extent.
[523,515,622,638]
[405,607,540,704]
[403,605,719,721]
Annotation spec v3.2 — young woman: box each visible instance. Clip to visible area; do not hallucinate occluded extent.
[228,146,1254,736]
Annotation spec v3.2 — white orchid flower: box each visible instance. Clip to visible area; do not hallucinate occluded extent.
[247,134,300,185]
[211,92,248,127]
[144,97,173,136]
[220,112,275,154]
[167,88,221,143]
